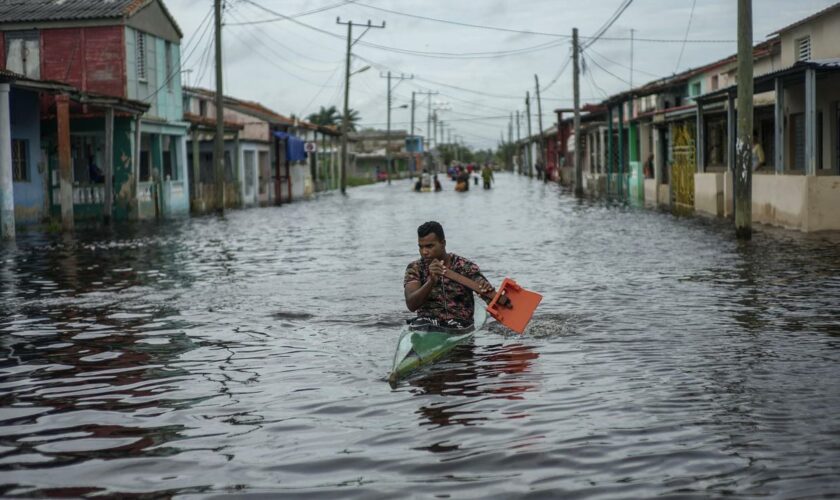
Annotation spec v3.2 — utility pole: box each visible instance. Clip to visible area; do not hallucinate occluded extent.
[508,113,514,170]
[525,91,533,177]
[415,91,438,150]
[629,28,635,89]
[515,109,521,174]
[380,71,414,184]
[573,27,583,196]
[432,111,437,149]
[337,18,385,194]
[735,0,753,238]
[410,91,416,136]
[535,74,546,181]
[213,0,225,211]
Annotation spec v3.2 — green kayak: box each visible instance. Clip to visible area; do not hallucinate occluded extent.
[388,308,488,386]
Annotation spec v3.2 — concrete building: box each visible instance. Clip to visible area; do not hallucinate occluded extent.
[0,0,190,224]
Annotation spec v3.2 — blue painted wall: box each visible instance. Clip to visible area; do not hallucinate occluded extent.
[10,88,44,224]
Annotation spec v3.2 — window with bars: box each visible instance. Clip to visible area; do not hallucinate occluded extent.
[797,36,811,62]
[136,31,147,81]
[12,139,29,182]
[5,31,40,79]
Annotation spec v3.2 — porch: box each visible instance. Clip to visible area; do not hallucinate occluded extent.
[696,59,840,231]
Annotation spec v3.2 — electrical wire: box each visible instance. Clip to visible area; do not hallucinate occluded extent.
[581,49,631,85]
[674,0,697,72]
[585,46,663,79]
[226,9,341,71]
[226,0,357,26]
[350,0,734,44]
[144,5,214,101]
[582,0,634,49]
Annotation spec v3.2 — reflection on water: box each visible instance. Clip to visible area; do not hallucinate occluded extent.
[1,174,840,497]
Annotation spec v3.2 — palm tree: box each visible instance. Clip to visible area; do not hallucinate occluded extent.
[341,108,361,132]
[306,105,340,126]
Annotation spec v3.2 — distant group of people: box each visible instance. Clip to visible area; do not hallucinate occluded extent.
[414,171,443,192]
[443,163,496,192]
[412,163,497,193]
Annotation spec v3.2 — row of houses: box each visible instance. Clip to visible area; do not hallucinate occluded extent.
[517,2,840,232]
[0,0,414,240]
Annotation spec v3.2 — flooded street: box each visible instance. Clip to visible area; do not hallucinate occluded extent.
[2,173,840,498]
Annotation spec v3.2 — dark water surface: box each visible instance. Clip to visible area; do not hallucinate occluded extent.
[2,173,840,498]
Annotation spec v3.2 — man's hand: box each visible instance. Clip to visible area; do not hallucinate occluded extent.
[478,282,495,297]
[427,259,446,285]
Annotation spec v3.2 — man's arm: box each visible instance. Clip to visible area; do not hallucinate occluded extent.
[404,259,445,311]
[404,279,435,312]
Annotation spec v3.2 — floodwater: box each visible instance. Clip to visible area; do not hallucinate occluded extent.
[1,173,840,498]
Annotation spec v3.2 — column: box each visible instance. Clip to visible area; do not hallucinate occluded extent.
[617,101,624,196]
[56,94,73,231]
[0,83,14,239]
[191,127,200,201]
[804,68,816,176]
[104,107,114,222]
[727,92,736,171]
[607,106,614,194]
[696,101,705,173]
[774,78,784,174]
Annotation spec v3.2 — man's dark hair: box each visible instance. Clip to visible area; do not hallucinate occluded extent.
[418,221,445,241]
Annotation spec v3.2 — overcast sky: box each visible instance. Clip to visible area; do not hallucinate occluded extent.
[166,0,836,149]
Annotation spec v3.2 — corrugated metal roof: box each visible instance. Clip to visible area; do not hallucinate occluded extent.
[768,1,840,36]
[0,0,148,24]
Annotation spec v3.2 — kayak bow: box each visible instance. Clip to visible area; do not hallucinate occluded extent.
[388,307,487,386]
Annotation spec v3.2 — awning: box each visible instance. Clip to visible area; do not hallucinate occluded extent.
[272,131,307,162]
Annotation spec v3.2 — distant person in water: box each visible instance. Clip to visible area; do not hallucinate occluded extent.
[404,221,497,328]
[481,164,495,189]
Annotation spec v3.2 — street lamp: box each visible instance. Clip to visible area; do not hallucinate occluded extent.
[385,104,409,184]
[351,65,371,76]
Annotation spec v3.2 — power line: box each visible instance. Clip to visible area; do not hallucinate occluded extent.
[351,0,734,44]
[581,49,631,86]
[240,0,571,60]
[674,0,698,72]
[585,46,663,79]
[582,0,634,49]
[225,0,356,26]
[226,9,341,71]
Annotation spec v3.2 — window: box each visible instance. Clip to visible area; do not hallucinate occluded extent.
[711,75,719,91]
[791,111,824,171]
[259,151,269,194]
[163,135,178,180]
[244,150,256,192]
[704,115,727,168]
[165,41,173,91]
[12,139,28,181]
[140,134,152,181]
[691,82,701,97]
[136,31,147,81]
[5,31,40,79]
[199,99,208,117]
[797,36,811,62]
[70,135,104,184]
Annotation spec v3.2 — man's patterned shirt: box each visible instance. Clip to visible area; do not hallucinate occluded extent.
[404,253,491,324]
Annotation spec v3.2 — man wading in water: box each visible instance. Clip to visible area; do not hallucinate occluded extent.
[404,221,497,328]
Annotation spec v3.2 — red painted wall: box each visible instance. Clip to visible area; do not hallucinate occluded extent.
[41,26,126,98]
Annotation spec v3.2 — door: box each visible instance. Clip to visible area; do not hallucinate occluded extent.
[671,122,695,211]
